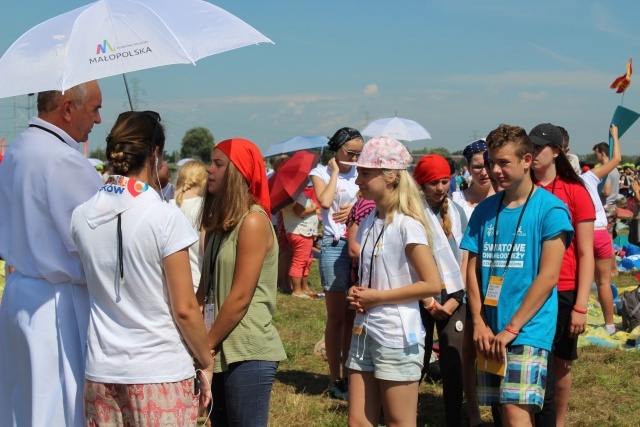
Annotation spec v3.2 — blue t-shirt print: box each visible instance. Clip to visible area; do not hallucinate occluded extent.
[460,188,574,351]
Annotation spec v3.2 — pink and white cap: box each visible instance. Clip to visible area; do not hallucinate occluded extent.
[341,136,410,170]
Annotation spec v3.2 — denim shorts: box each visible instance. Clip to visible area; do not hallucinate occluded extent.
[319,236,352,292]
[345,333,424,382]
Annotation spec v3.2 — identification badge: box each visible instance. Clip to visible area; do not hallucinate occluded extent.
[484,276,504,307]
[204,303,215,332]
[353,314,365,335]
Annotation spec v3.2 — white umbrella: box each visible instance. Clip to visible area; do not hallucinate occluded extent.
[0,0,273,106]
[264,136,329,158]
[361,117,431,142]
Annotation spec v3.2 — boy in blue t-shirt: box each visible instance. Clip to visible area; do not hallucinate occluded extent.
[460,124,573,426]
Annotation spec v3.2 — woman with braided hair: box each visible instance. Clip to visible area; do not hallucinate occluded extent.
[413,153,468,427]
[71,111,213,426]
[170,160,207,292]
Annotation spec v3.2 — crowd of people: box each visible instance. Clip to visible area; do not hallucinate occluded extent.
[0,79,635,427]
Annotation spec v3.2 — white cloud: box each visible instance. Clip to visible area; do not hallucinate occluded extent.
[212,94,346,105]
[530,44,590,70]
[518,91,549,101]
[363,83,378,97]
[428,70,610,90]
[591,3,624,36]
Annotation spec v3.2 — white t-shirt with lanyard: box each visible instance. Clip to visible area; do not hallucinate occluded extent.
[309,164,358,240]
[354,211,429,348]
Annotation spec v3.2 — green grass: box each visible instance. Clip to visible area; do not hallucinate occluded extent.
[269,261,640,426]
[2,259,638,426]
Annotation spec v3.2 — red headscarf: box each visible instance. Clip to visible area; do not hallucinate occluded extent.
[413,154,451,185]
[216,138,270,215]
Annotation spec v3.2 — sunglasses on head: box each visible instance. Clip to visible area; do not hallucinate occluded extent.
[117,110,161,122]
[116,110,162,147]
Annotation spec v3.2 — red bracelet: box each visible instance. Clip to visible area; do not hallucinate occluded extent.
[425,298,437,311]
[505,326,519,335]
[572,305,588,314]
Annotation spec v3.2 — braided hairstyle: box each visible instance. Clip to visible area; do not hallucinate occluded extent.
[440,197,452,237]
[175,160,207,207]
[106,111,165,176]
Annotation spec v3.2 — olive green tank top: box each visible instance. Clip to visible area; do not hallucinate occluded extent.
[203,205,286,372]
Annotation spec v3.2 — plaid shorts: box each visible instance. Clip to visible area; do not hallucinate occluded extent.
[476,345,548,411]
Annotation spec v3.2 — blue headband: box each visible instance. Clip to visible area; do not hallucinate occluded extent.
[463,139,487,162]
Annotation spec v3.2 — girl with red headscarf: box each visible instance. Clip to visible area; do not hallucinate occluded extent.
[414,153,469,427]
[199,138,286,426]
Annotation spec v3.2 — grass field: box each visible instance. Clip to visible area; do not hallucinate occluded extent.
[1,261,639,426]
[268,261,640,427]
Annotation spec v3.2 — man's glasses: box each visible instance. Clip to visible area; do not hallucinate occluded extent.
[341,146,362,158]
[470,164,486,172]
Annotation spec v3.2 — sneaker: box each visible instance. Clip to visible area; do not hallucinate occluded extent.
[327,379,348,401]
[605,324,616,334]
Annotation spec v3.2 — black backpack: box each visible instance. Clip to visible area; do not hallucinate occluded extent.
[620,285,640,332]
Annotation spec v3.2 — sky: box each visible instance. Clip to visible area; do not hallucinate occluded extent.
[1,0,640,158]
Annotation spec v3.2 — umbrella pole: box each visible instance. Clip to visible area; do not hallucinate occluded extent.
[122,74,134,111]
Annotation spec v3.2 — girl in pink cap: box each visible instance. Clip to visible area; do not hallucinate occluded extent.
[344,136,441,426]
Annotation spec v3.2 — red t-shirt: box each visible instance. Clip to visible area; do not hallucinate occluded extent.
[537,176,595,292]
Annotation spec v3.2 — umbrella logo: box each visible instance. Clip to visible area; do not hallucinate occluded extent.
[96,40,115,55]
[90,40,152,64]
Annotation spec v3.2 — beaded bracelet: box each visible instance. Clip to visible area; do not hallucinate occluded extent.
[572,305,588,315]
[505,326,519,335]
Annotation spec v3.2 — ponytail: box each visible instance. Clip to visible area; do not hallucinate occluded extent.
[555,149,584,187]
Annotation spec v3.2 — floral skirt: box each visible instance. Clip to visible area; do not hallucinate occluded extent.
[84,378,198,427]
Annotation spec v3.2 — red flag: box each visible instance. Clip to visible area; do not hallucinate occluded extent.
[0,138,5,156]
[610,58,632,94]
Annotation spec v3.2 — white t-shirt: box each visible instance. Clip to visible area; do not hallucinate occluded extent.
[282,194,318,237]
[71,182,198,384]
[170,196,204,291]
[309,164,358,239]
[451,190,475,221]
[581,171,608,228]
[355,212,429,348]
